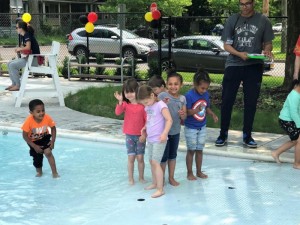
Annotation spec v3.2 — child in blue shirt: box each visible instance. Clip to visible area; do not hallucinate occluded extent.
[272,80,300,169]
[184,69,218,180]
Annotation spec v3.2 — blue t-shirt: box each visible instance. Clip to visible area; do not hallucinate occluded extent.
[184,89,210,129]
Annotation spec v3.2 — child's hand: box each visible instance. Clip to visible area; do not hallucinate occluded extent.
[139,134,146,143]
[33,144,44,154]
[114,91,123,103]
[212,114,218,123]
[49,141,55,150]
[160,133,168,143]
[178,108,186,119]
[162,97,170,104]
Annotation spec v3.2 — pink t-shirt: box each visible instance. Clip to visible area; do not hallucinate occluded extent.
[145,100,168,143]
[115,101,146,135]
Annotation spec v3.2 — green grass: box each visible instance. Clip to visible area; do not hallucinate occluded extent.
[65,84,286,134]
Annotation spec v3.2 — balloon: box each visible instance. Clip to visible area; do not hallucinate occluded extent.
[85,22,95,33]
[22,13,31,23]
[144,12,153,22]
[152,10,161,20]
[79,15,88,25]
[88,12,98,23]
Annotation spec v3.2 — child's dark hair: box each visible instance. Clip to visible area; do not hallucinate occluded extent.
[29,99,44,111]
[122,78,139,103]
[17,20,35,35]
[148,75,166,88]
[137,85,154,101]
[193,68,211,86]
[166,69,183,84]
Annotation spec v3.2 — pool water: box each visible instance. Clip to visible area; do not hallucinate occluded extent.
[0,131,300,225]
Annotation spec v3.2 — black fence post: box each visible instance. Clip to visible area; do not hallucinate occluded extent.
[158,17,162,76]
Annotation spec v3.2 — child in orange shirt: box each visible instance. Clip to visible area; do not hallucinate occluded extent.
[22,99,59,178]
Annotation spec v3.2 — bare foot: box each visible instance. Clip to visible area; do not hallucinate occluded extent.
[151,190,165,198]
[197,172,208,179]
[52,173,60,178]
[139,178,147,184]
[271,152,281,164]
[36,172,42,177]
[293,164,300,170]
[169,178,180,186]
[187,173,197,181]
[144,184,156,190]
[129,179,134,185]
[8,85,20,91]
[5,85,13,90]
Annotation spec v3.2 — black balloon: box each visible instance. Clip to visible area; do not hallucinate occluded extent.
[79,15,88,25]
[150,20,159,29]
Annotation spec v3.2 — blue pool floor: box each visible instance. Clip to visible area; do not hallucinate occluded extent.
[0,132,299,225]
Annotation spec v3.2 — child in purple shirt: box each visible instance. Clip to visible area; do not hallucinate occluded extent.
[137,85,173,198]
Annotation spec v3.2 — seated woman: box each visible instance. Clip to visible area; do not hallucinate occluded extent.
[6,20,40,91]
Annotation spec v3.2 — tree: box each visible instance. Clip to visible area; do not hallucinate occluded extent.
[283,0,300,89]
[187,0,212,16]
[100,0,192,16]
[27,0,40,33]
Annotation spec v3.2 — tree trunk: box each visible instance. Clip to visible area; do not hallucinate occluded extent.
[283,0,300,90]
[262,0,269,16]
[280,0,287,53]
[28,0,41,34]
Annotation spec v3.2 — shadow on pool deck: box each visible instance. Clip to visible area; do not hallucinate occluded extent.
[0,76,294,165]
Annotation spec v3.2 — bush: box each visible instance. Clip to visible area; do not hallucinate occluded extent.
[95,53,105,75]
[147,59,160,79]
[76,55,88,74]
[61,56,69,79]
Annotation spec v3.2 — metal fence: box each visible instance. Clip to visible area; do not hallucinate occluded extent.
[0,12,287,86]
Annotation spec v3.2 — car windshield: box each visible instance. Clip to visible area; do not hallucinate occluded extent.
[112,28,139,39]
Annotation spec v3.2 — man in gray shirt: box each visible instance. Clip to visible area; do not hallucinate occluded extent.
[215,0,274,148]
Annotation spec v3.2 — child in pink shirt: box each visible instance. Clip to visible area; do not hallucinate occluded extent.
[114,78,147,185]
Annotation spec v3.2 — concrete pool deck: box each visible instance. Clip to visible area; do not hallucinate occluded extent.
[0,76,294,165]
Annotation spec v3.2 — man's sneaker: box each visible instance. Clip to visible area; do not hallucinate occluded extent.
[215,136,227,146]
[243,136,257,148]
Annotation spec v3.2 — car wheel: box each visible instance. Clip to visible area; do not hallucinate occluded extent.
[123,47,137,60]
[74,46,88,58]
[161,59,176,72]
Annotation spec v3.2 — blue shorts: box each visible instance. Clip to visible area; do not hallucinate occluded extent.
[184,126,207,151]
[161,133,180,163]
[125,134,145,156]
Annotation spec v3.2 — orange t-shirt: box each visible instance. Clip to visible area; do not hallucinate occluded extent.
[294,35,300,56]
[21,114,56,141]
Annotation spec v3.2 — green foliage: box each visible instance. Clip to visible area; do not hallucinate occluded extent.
[147,59,160,79]
[61,56,69,79]
[65,84,287,134]
[125,58,137,77]
[100,0,192,16]
[76,55,88,74]
[95,53,105,75]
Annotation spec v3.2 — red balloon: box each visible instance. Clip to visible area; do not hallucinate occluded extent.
[88,12,98,23]
[150,2,157,8]
[152,10,161,20]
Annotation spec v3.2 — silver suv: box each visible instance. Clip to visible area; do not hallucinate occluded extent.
[67,25,157,61]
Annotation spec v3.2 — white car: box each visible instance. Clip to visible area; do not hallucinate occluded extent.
[67,25,157,61]
[272,23,282,32]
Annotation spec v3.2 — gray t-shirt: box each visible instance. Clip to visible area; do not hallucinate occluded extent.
[158,92,186,135]
[221,12,274,67]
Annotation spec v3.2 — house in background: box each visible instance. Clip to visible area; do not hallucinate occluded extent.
[21,0,106,27]
[22,0,105,14]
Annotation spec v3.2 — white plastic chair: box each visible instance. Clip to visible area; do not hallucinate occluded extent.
[14,41,65,107]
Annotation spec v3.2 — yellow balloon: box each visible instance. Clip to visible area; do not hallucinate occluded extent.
[22,13,32,23]
[85,22,95,33]
[144,12,153,22]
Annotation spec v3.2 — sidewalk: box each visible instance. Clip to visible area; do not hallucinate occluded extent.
[0,76,294,164]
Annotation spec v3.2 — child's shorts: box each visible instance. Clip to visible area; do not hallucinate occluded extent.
[161,133,180,163]
[125,134,145,156]
[279,119,300,141]
[29,134,52,168]
[147,142,166,162]
[184,126,207,150]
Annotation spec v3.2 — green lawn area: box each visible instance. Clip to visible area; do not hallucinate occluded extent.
[65,79,287,135]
